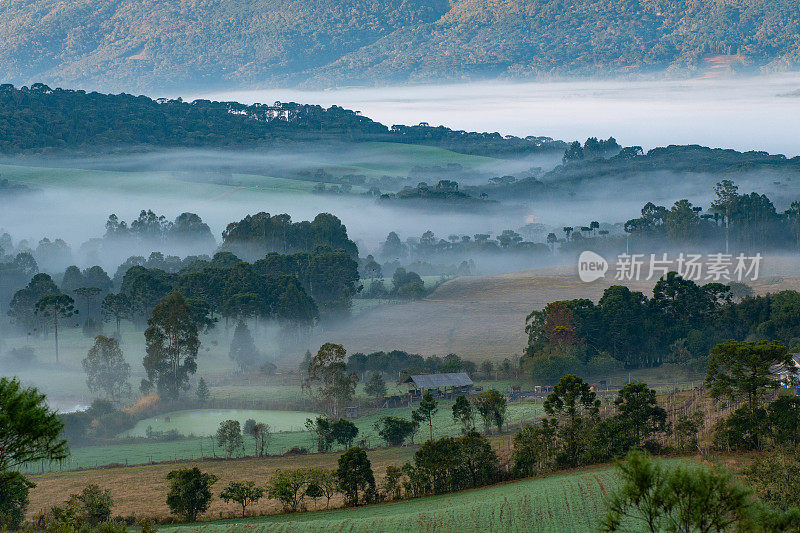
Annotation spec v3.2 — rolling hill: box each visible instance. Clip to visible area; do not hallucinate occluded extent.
[1,0,800,92]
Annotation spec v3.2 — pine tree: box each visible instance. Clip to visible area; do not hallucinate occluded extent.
[196,377,210,403]
[229,320,259,371]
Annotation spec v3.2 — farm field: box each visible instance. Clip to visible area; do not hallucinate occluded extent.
[317,268,800,361]
[156,459,690,533]
[25,446,421,520]
[22,399,544,473]
[123,409,317,438]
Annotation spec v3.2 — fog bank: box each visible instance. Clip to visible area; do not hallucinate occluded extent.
[198,75,800,156]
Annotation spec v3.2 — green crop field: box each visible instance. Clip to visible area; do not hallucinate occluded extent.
[157,459,688,532]
[124,409,316,437]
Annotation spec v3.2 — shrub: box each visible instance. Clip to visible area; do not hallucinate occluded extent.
[0,471,34,531]
[165,467,218,522]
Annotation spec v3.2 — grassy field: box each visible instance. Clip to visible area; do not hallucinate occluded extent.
[152,459,690,533]
[22,398,543,473]
[124,409,317,438]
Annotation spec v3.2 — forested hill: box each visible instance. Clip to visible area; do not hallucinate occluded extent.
[1,0,799,92]
[0,84,565,156]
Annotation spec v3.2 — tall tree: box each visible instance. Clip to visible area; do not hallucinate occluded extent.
[101,293,131,338]
[35,293,76,362]
[82,335,131,402]
[229,320,259,371]
[143,291,200,399]
[307,343,358,418]
[412,391,439,441]
[544,374,599,467]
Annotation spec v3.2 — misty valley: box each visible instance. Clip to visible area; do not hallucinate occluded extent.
[4,78,800,532]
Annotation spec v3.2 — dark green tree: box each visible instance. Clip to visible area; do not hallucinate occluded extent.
[165,467,218,522]
[336,447,375,506]
[374,416,419,446]
[452,395,475,434]
[544,374,599,467]
[613,382,667,447]
[220,481,264,518]
[412,391,438,441]
[143,291,200,399]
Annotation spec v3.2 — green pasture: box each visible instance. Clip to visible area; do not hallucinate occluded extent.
[22,398,543,473]
[0,142,497,198]
[124,409,316,437]
[158,458,689,532]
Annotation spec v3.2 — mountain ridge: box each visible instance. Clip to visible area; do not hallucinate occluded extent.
[1,0,799,92]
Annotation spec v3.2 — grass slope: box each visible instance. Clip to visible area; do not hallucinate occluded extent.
[158,461,685,532]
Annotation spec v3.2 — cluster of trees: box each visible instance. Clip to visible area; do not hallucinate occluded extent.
[346,350,488,381]
[98,210,217,259]
[372,389,507,447]
[376,230,549,264]
[161,447,375,522]
[621,180,800,251]
[220,212,357,261]
[524,271,800,376]
[562,137,622,163]
[378,180,490,209]
[491,146,800,202]
[0,85,565,158]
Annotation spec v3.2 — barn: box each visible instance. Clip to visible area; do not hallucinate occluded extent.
[403,372,474,401]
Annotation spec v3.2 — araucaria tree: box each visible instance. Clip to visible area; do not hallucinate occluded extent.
[35,293,76,362]
[0,377,68,530]
[143,291,200,399]
[544,374,599,467]
[706,340,793,450]
[82,335,131,402]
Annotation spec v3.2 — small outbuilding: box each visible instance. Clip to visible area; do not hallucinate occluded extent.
[403,372,474,401]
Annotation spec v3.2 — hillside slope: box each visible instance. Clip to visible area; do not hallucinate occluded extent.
[2,0,800,92]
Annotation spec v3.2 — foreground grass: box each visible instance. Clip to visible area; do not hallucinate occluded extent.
[157,459,687,533]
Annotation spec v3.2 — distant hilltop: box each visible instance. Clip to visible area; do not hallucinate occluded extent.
[1,0,799,93]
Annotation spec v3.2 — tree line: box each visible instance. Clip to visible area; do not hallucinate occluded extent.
[524,271,800,375]
[0,84,565,158]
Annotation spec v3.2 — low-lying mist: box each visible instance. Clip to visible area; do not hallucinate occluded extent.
[197,75,800,157]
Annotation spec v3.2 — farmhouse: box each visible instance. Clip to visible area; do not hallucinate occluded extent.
[403,372,474,401]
